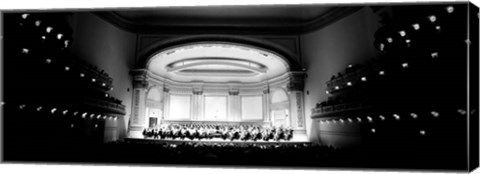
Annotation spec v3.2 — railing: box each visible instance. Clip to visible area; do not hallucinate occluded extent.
[84,97,126,115]
[311,101,369,116]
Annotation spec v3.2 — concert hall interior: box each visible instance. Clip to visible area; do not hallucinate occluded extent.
[1,2,479,171]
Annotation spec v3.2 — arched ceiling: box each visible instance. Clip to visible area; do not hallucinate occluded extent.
[147,43,289,83]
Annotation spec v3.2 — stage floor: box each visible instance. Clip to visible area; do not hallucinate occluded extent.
[125,137,310,145]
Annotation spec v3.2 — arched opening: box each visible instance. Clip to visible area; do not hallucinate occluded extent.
[270,88,290,127]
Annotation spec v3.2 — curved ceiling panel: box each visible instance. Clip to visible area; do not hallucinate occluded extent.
[147,42,289,83]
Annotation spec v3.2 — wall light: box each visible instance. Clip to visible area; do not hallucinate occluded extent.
[35,20,41,27]
[46,27,53,33]
[412,23,420,30]
[21,14,29,19]
[361,77,367,81]
[431,52,439,58]
[428,15,437,22]
[57,33,63,40]
[65,66,70,71]
[446,6,454,13]
[398,31,406,37]
[80,73,85,78]
[387,37,393,43]
[431,111,439,117]
[410,113,418,119]
[402,63,409,68]
[22,48,29,54]
[347,82,352,86]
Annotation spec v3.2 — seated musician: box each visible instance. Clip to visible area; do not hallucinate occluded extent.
[142,128,148,139]
[153,129,159,139]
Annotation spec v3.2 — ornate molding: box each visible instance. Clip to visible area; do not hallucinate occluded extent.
[228,89,239,96]
[287,71,306,91]
[131,69,149,89]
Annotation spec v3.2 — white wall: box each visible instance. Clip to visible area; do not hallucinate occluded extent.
[67,12,137,141]
[301,7,382,145]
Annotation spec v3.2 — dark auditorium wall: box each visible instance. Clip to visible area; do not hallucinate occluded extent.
[67,12,136,140]
[300,7,383,147]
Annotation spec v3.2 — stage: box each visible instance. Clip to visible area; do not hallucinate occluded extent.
[125,137,310,145]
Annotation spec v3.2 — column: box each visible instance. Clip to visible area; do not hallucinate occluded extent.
[262,87,271,123]
[192,89,203,121]
[162,87,170,121]
[287,72,306,133]
[228,89,241,121]
[128,69,149,138]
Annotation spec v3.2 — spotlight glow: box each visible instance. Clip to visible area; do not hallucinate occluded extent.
[405,39,411,43]
[326,90,329,94]
[420,130,426,135]
[347,82,352,86]
[412,23,420,30]
[45,59,51,64]
[41,36,46,40]
[436,26,441,30]
[379,43,385,51]
[35,20,41,27]
[379,71,385,75]
[36,106,42,111]
[393,114,400,120]
[46,27,53,33]
[357,117,362,122]
[428,15,437,22]
[399,31,406,37]
[21,14,29,19]
[402,63,409,68]
[361,77,367,81]
[19,104,26,109]
[65,66,70,71]
[80,73,85,77]
[387,37,393,43]
[410,113,418,119]
[431,111,439,117]
[92,78,96,82]
[367,116,373,122]
[73,111,78,115]
[339,119,344,123]
[63,110,68,115]
[102,83,106,87]
[57,33,63,40]
[379,115,385,120]
[335,86,340,90]
[348,118,353,123]
[446,6,454,13]
[371,128,376,133]
[431,52,439,58]
[22,48,29,54]
[457,109,467,115]
[71,124,74,128]
[51,108,57,114]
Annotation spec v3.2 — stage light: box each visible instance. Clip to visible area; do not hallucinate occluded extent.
[335,86,340,90]
[19,104,26,109]
[410,113,418,119]
[21,14,29,19]
[36,106,42,111]
[92,78,96,82]
[419,130,426,135]
[379,43,385,51]
[435,26,441,30]
[73,111,78,116]
[63,110,68,115]
[65,66,70,71]
[387,37,393,43]
[57,33,63,40]
[51,108,57,114]
[379,115,385,120]
[45,58,51,64]
[402,63,409,68]
[428,15,437,22]
[412,23,420,30]
[348,118,353,123]
[347,82,352,86]
[367,116,373,122]
[46,26,53,33]
[398,31,406,37]
[80,73,85,78]
[64,40,70,48]
[431,52,439,58]
[457,109,467,115]
[35,20,41,27]
[431,111,439,117]
[371,128,376,133]
[361,77,367,81]
[22,48,29,54]
[405,39,411,43]
[71,124,74,128]
[357,117,362,122]
[379,71,385,75]
[393,114,400,120]
[446,6,454,13]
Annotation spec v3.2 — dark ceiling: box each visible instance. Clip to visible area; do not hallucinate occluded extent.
[96,5,362,34]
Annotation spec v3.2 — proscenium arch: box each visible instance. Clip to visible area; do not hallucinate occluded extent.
[136,34,303,71]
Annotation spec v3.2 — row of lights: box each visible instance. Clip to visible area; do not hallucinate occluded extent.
[21,13,71,49]
[369,127,427,136]
[18,103,118,121]
[42,57,113,91]
[327,50,440,95]
[318,110,454,125]
[379,5,455,51]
